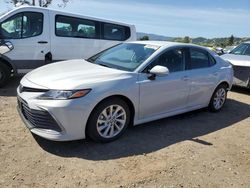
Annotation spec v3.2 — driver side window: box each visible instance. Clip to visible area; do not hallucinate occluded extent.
[0,12,43,39]
[146,48,185,73]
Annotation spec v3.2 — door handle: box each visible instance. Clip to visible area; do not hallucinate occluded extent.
[38,41,48,44]
[213,72,218,76]
[182,76,189,81]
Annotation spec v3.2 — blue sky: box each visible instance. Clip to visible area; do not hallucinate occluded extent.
[1,0,250,38]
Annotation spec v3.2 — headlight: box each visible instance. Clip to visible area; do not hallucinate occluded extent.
[37,89,91,100]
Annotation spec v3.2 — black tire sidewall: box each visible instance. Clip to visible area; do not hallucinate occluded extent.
[87,97,131,143]
[0,63,11,87]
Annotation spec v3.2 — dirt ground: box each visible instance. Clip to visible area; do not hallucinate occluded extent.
[0,77,250,188]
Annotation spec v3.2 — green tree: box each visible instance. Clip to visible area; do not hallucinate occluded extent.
[6,0,69,7]
[227,35,234,46]
[183,36,191,43]
[139,35,149,41]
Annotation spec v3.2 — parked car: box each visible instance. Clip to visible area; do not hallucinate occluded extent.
[214,47,224,55]
[17,41,233,142]
[221,41,250,89]
[0,6,136,87]
[223,45,236,54]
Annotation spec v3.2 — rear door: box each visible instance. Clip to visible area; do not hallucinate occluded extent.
[0,9,50,73]
[186,47,218,107]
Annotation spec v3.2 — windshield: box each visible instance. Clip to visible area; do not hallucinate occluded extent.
[87,43,159,71]
[230,43,250,56]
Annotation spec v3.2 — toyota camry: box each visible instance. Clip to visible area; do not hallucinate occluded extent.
[17,41,233,142]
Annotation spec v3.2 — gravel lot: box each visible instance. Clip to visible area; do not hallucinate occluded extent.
[0,77,250,188]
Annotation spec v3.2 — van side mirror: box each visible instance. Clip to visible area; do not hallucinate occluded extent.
[0,41,14,54]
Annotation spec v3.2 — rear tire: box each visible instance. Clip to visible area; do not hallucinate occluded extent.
[87,97,131,143]
[209,84,228,112]
[0,63,11,88]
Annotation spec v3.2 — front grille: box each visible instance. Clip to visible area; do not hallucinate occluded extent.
[18,98,62,132]
[19,85,49,93]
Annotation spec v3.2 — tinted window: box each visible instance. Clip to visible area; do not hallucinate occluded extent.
[189,49,209,69]
[22,12,43,38]
[103,23,130,41]
[147,49,185,73]
[209,54,216,66]
[230,43,250,56]
[56,15,97,38]
[0,12,43,39]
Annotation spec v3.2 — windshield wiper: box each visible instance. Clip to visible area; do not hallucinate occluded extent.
[98,63,111,68]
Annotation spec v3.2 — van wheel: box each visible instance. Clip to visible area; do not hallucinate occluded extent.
[0,63,11,87]
[209,84,228,112]
[87,97,130,143]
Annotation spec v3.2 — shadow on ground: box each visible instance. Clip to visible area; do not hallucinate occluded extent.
[231,86,250,95]
[34,98,250,160]
[2,77,249,160]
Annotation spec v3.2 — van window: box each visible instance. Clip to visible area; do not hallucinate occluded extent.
[55,15,97,38]
[103,23,130,41]
[0,12,43,39]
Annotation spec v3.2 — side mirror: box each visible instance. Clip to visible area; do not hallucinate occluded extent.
[0,41,14,54]
[148,65,169,80]
[149,65,169,76]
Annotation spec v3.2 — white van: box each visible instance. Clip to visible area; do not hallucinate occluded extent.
[0,6,136,87]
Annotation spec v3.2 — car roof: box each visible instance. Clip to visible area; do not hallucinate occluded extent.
[128,40,210,51]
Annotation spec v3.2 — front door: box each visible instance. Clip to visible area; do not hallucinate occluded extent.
[1,9,50,73]
[138,48,190,119]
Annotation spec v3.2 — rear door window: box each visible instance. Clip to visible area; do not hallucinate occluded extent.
[189,48,209,69]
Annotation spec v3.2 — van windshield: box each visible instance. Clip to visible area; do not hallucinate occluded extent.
[87,43,159,72]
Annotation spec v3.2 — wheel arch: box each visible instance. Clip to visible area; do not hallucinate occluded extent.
[216,81,230,91]
[0,56,16,74]
[86,94,136,134]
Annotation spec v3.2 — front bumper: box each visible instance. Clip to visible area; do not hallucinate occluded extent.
[17,86,95,141]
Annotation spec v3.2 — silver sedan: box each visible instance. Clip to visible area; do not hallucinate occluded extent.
[17,41,233,142]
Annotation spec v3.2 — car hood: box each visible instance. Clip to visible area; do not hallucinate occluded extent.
[221,54,250,67]
[22,59,130,90]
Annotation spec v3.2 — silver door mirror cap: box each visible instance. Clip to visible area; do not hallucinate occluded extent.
[149,65,169,76]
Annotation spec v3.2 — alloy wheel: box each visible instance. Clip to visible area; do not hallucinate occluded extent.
[96,105,127,138]
[213,88,226,110]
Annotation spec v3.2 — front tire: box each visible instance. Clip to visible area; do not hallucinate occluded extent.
[87,97,131,143]
[0,63,11,88]
[209,84,228,112]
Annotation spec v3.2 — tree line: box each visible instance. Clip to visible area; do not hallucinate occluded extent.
[140,34,250,48]
[5,0,69,8]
